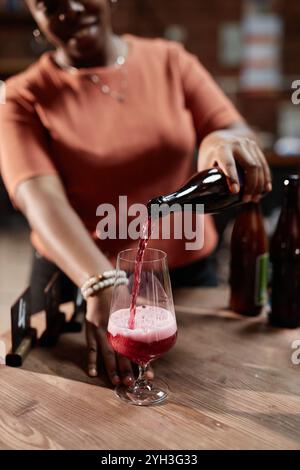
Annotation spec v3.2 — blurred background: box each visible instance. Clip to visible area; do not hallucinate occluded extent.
[0,0,300,333]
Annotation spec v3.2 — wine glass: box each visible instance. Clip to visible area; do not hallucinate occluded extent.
[107,248,177,406]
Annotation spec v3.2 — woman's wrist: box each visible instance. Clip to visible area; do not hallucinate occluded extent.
[86,286,114,325]
[79,258,115,287]
[200,129,233,150]
[200,127,256,152]
[86,286,114,307]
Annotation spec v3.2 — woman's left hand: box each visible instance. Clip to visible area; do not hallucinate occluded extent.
[198,128,272,202]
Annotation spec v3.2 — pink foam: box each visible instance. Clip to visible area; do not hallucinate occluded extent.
[108,306,177,343]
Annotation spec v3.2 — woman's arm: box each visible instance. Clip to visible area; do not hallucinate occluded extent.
[16,174,112,287]
[16,174,137,385]
[174,44,272,200]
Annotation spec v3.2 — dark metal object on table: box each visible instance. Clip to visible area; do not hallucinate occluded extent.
[5,287,37,367]
[72,287,86,325]
[40,272,84,347]
[6,273,85,366]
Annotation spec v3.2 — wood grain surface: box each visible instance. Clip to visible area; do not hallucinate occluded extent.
[0,287,300,450]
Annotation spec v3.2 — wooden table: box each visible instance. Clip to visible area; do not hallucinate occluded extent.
[1,288,300,450]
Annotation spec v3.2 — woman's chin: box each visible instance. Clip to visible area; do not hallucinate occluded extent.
[67,25,104,57]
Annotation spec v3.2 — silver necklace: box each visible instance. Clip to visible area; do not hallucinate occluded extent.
[55,36,128,103]
[88,59,128,103]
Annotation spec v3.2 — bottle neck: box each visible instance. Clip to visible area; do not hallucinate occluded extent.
[240,202,263,220]
[242,202,261,212]
[240,202,264,232]
[282,185,300,213]
[272,181,300,257]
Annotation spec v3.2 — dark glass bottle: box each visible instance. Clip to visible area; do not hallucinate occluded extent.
[269,175,300,328]
[229,203,269,316]
[147,168,244,215]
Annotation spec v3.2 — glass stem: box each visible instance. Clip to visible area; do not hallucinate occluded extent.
[138,364,148,382]
[134,363,152,390]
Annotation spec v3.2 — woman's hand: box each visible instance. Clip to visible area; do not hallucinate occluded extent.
[85,288,133,386]
[85,288,154,385]
[198,128,272,202]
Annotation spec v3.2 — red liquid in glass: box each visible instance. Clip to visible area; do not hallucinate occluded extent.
[107,332,177,365]
[108,306,177,365]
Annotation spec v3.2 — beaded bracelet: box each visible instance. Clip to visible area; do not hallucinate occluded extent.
[81,270,126,291]
[81,270,128,300]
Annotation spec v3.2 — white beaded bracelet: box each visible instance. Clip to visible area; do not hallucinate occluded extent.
[81,270,128,300]
[81,270,126,292]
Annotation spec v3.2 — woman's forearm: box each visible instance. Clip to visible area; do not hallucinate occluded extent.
[16,176,113,287]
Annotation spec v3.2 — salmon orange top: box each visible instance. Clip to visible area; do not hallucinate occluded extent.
[0,35,243,268]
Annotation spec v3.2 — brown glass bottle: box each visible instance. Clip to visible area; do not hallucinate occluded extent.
[229,203,269,316]
[269,175,300,328]
[147,167,245,215]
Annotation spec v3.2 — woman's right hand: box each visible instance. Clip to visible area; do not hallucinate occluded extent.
[85,289,155,386]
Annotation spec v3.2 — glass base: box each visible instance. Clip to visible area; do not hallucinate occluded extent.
[115,379,169,406]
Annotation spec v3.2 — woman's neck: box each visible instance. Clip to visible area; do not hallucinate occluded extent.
[54,33,126,69]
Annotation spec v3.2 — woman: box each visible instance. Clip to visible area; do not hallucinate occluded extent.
[0,0,271,384]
